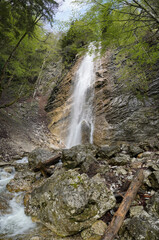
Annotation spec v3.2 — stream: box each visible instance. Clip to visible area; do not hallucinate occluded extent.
[0,158,36,239]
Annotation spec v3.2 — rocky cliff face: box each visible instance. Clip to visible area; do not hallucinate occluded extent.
[46,50,159,147]
[93,51,159,146]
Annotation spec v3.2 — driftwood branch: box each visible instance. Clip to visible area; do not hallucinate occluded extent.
[103,169,144,240]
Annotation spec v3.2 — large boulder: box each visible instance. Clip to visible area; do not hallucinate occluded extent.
[26,169,116,237]
[96,145,121,159]
[119,192,159,240]
[119,212,159,240]
[62,144,98,170]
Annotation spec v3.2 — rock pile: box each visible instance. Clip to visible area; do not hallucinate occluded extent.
[5,141,159,240]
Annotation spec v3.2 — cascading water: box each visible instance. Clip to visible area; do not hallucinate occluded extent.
[0,159,36,239]
[66,49,96,148]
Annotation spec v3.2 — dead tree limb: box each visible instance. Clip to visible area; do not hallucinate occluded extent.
[32,154,61,172]
[102,169,144,240]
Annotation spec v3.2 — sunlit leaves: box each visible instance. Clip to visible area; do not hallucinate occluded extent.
[63,0,159,93]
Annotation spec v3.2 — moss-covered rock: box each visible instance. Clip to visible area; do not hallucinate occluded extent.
[62,144,98,170]
[26,169,116,237]
[6,170,36,192]
[119,212,159,240]
[81,220,107,240]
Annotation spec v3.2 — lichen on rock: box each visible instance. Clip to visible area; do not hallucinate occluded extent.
[25,168,116,237]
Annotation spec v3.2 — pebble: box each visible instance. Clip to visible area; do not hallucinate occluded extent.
[30,237,41,240]
[130,206,144,218]
[137,151,153,158]
[116,168,127,175]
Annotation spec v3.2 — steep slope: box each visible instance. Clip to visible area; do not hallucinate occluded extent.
[0,97,56,161]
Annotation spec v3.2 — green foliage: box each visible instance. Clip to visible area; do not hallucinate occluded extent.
[0,0,60,102]
[68,0,159,93]
[60,20,95,67]
[0,28,61,99]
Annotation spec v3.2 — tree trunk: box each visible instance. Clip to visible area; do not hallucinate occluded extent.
[0,15,42,86]
[0,32,27,84]
[102,169,144,240]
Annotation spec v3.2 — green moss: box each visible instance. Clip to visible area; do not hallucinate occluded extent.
[70,183,79,189]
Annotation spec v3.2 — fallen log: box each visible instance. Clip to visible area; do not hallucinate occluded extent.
[32,154,61,176]
[102,169,144,240]
[42,154,61,167]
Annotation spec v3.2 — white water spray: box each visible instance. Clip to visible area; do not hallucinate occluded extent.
[66,50,96,148]
[0,164,36,238]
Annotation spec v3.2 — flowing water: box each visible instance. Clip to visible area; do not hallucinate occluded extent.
[0,160,36,239]
[66,50,96,148]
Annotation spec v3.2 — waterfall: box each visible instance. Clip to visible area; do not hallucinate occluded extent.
[66,50,95,148]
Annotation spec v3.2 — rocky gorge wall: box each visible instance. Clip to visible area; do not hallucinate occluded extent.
[46,50,159,148]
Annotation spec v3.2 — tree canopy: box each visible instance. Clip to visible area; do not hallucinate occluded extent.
[61,0,159,93]
[0,0,60,104]
[0,0,158,106]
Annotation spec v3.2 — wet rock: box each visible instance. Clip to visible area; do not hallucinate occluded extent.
[0,194,12,214]
[81,220,107,240]
[7,170,36,192]
[81,121,91,145]
[46,51,159,147]
[3,166,14,173]
[26,169,116,237]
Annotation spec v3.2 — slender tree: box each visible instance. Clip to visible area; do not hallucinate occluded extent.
[0,0,59,89]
